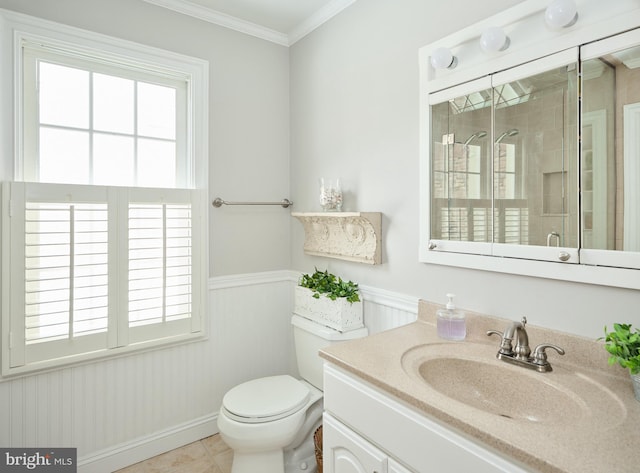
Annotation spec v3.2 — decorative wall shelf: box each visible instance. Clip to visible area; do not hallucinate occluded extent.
[292,212,382,265]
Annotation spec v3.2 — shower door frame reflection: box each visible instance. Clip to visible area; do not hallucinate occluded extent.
[429,76,493,256]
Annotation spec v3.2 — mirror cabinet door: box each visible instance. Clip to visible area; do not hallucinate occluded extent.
[493,64,579,250]
[580,28,640,269]
[429,58,579,261]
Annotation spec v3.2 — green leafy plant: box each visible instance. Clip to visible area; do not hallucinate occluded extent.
[601,323,640,375]
[299,269,360,304]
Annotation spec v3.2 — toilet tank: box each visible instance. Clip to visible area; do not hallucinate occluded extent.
[291,314,368,390]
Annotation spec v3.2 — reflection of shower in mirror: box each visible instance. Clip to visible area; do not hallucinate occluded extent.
[463,130,488,145]
[495,128,519,143]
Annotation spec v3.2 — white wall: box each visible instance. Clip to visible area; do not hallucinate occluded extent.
[289,0,640,339]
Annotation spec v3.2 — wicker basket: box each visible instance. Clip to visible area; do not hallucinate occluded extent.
[313,425,323,473]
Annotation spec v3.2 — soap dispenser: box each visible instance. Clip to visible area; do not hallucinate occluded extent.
[436,293,466,341]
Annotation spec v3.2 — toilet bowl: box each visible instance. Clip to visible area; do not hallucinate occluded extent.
[217,314,368,473]
[218,376,323,472]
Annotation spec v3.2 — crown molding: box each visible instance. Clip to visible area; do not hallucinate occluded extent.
[142,0,289,46]
[289,0,357,45]
[142,0,357,47]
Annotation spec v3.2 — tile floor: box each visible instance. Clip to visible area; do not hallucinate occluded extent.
[114,434,233,473]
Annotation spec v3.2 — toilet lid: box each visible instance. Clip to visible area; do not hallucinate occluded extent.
[223,375,310,423]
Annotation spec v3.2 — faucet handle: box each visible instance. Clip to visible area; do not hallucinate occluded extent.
[521,316,527,327]
[486,329,503,339]
[487,329,514,356]
[532,343,565,370]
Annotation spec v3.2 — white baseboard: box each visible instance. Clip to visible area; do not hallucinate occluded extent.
[78,414,219,473]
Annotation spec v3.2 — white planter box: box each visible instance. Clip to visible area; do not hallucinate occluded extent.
[294,286,364,332]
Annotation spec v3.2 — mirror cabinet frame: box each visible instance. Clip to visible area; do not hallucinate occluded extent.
[419,0,640,289]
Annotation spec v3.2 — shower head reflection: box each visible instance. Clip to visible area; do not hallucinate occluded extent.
[463,130,488,146]
[495,128,519,143]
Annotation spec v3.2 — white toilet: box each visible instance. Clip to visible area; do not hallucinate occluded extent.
[217,314,368,473]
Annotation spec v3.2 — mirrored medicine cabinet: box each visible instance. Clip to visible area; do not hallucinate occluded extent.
[420,8,640,289]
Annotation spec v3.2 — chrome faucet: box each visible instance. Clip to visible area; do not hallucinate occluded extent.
[487,317,565,372]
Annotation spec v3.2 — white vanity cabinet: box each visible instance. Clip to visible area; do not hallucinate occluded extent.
[323,363,530,473]
[323,414,414,473]
[323,414,390,473]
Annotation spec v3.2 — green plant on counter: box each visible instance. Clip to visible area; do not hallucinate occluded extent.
[601,323,640,375]
[299,269,360,304]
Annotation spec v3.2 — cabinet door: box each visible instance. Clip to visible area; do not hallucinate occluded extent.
[388,459,414,473]
[323,414,387,473]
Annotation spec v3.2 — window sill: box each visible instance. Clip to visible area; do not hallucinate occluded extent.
[1,332,207,380]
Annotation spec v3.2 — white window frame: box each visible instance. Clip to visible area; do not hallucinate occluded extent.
[1,10,209,376]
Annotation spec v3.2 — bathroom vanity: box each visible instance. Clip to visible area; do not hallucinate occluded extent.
[322,365,527,472]
[320,301,639,473]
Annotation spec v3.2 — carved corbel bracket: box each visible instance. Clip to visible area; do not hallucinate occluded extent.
[292,212,382,265]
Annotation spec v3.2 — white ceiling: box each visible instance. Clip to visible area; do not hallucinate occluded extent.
[142,0,357,46]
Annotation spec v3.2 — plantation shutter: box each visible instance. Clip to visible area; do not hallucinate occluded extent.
[25,201,110,339]
[126,188,198,345]
[6,183,203,370]
[8,183,113,367]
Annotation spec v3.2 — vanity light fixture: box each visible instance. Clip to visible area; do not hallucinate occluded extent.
[430,47,457,69]
[480,27,510,53]
[545,0,578,29]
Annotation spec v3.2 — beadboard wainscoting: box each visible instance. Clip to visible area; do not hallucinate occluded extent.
[0,270,418,473]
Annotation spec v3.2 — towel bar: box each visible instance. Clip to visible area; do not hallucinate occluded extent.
[212,197,293,208]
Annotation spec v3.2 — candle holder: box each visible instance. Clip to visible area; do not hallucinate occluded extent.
[319,178,343,211]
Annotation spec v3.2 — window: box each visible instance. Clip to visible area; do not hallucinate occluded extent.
[22,45,189,188]
[2,13,208,376]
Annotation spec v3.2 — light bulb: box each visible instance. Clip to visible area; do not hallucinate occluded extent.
[545,0,578,29]
[480,27,509,53]
[430,47,456,69]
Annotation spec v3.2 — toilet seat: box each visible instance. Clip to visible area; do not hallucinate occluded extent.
[222,375,310,424]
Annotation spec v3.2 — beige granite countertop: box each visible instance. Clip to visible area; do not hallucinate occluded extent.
[319,300,640,473]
